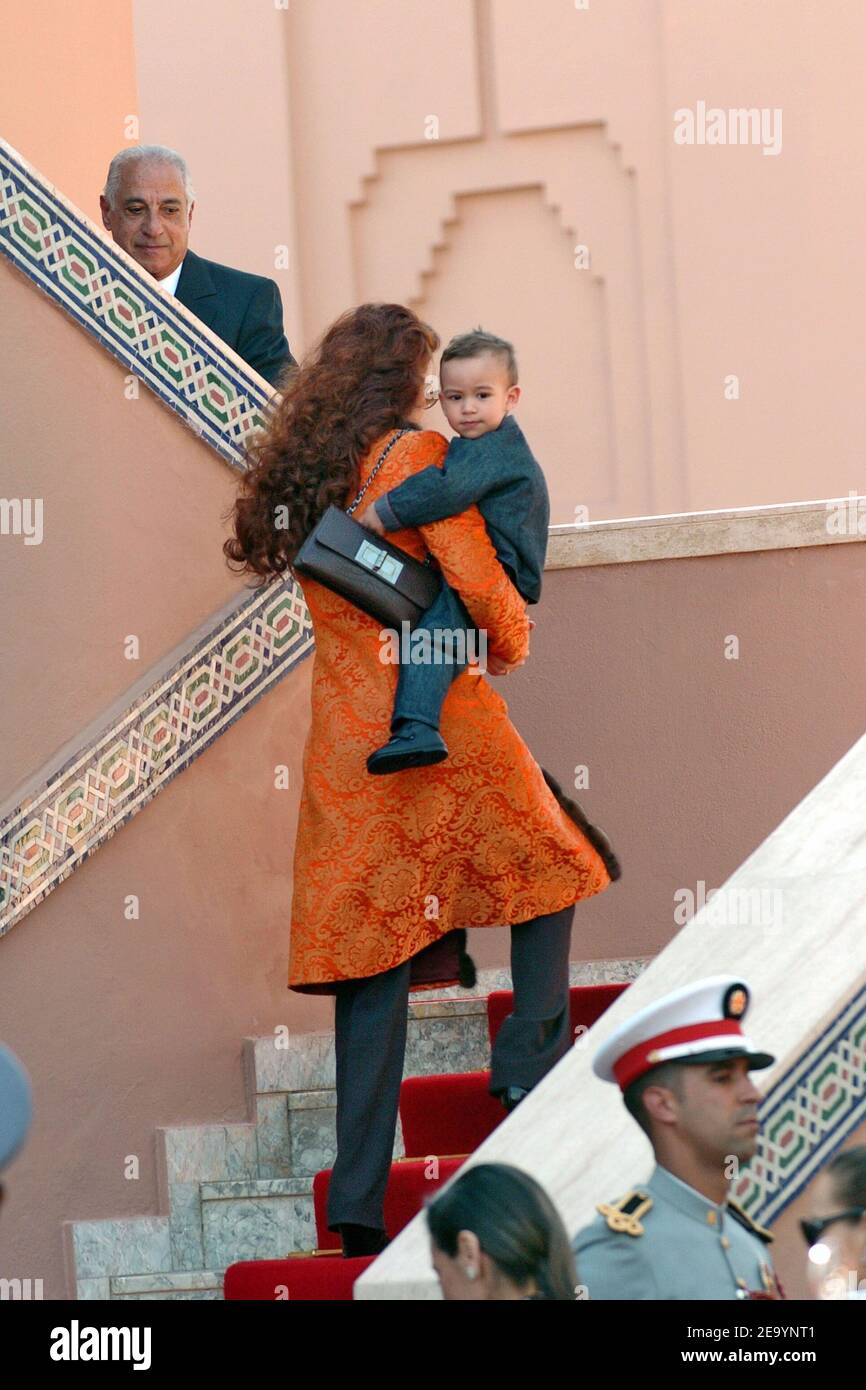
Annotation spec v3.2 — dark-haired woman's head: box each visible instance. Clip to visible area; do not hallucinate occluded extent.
[426,1162,577,1300]
[222,302,438,583]
[805,1146,866,1297]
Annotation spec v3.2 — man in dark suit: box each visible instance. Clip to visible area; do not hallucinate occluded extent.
[100,145,295,388]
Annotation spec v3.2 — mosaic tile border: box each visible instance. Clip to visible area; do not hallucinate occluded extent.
[0,579,313,935]
[0,139,270,469]
[738,979,866,1223]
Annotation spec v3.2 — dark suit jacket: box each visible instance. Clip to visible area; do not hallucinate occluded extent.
[174,248,295,388]
[374,414,549,604]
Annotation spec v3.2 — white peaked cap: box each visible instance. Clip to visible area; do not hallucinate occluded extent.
[593,975,776,1091]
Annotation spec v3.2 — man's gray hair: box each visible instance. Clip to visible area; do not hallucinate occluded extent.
[102,146,196,208]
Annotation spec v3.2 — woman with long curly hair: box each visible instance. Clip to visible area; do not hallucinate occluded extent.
[224,303,612,1257]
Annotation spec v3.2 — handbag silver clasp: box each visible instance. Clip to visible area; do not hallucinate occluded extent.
[355,538,403,586]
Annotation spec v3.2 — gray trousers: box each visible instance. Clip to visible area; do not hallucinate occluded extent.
[326,901,575,1232]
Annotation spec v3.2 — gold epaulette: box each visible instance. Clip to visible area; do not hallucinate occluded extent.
[727,1199,774,1244]
[596,1189,653,1237]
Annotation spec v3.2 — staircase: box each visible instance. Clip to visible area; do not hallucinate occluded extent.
[6,137,866,1303]
[64,960,645,1300]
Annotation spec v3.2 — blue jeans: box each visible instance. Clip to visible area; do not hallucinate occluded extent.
[390,579,477,731]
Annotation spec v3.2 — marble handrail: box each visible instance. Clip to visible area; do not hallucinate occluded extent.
[547,495,866,568]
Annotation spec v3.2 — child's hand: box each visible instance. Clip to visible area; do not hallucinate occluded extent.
[356,505,385,536]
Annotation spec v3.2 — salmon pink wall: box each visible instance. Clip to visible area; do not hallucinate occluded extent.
[0,256,244,801]
[0,0,138,221]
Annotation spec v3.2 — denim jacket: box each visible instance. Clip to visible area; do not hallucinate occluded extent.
[373,414,549,603]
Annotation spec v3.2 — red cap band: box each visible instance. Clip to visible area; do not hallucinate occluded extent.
[614,1019,745,1091]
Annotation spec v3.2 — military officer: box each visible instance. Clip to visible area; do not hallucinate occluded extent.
[573,975,785,1299]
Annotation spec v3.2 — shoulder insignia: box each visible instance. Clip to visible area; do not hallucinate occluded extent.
[727,1199,774,1244]
[596,1190,653,1237]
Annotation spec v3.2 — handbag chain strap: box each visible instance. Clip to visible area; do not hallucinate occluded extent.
[345,427,436,569]
[345,428,409,515]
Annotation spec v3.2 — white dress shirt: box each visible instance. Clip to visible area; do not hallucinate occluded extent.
[156,259,184,296]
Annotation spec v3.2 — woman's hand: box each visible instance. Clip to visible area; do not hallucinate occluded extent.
[484,619,535,676]
[485,652,520,676]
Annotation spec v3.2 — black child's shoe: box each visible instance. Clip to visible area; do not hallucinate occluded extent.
[366,720,448,775]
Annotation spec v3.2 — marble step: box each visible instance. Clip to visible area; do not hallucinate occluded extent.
[200,1177,316,1268]
[249,994,490,1099]
[69,1216,173,1300]
[82,1269,224,1301]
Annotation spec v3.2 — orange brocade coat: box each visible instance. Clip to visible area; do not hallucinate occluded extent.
[288,428,612,993]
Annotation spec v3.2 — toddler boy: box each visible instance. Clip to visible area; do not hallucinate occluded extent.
[359,329,549,774]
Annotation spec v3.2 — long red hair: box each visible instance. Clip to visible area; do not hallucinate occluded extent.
[223,303,439,584]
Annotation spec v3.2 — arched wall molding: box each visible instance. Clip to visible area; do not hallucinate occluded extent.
[347,124,652,518]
